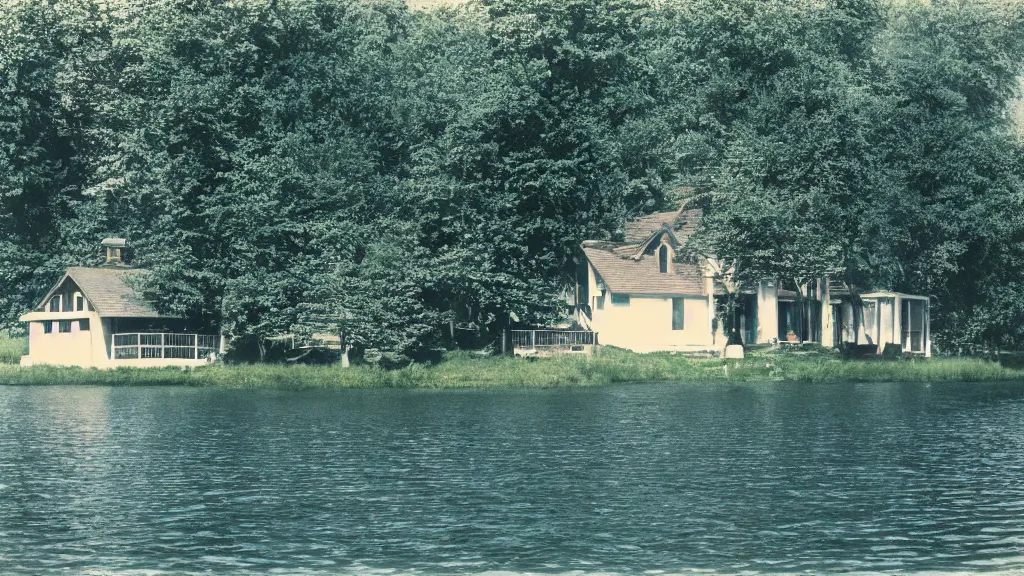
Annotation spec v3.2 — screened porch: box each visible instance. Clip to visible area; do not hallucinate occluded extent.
[845,292,930,356]
[112,333,220,360]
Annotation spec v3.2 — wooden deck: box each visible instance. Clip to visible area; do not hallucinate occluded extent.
[510,330,597,357]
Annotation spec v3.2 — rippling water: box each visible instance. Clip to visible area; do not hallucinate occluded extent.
[1,382,1023,575]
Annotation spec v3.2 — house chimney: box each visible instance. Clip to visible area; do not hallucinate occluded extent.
[101,238,127,266]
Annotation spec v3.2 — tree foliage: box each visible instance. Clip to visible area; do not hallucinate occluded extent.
[1,0,1022,357]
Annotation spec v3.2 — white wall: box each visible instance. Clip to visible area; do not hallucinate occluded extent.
[877,298,896,350]
[588,294,712,353]
[755,280,778,344]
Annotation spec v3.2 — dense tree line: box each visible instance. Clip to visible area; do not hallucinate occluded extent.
[1,0,1022,361]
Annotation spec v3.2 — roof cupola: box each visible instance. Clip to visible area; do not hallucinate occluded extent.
[101,238,128,266]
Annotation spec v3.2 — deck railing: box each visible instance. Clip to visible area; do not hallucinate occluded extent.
[511,330,597,351]
[112,333,219,361]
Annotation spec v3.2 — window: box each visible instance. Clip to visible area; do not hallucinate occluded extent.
[79,319,90,331]
[43,321,53,334]
[75,294,84,311]
[611,293,630,306]
[902,299,925,353]
[58,320,72,333]
[672,298,685,330]
[862,301,877,344]
[595,293,604,310]
[659,245,670,273]
[49,297,60,312]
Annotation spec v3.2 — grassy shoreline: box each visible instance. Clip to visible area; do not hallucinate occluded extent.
[1,345,1022,389]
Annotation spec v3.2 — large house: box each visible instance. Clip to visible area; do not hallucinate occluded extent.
[18,239,221,368]
[576,204,931,356]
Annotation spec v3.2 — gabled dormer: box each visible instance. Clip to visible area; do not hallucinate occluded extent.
[630,224,680,272]
[22,239,159,321]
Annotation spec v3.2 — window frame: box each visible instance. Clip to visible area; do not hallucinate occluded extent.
[58,320,72,333]
[862,301,877,343]
[79,319,90,332]
[659,245,670,274]
[672,298,685,330]
[611,293,631,307]
[43,321,53,334]
[49,297,60,312]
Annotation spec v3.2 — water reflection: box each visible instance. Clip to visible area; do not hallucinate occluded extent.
[0,382,1022,575]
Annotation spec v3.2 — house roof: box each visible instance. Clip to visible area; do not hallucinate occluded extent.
[583,204,707,296]
[37,267,166,318]
[584,247,706,295]
[623,207,701,244]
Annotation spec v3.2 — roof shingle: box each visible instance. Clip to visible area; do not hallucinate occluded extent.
[63,267,164,318]
[584,248,706,296]
[584,205,707,296]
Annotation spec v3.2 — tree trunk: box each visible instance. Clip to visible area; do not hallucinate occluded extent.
[791,279,802,342]
[339,324,349,368]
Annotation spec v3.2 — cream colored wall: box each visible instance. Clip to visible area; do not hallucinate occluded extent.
[586,270,712,353]
[26,310,104,368]
[878,298,896,349]
[820,279,833,347]
[755,280,778,344]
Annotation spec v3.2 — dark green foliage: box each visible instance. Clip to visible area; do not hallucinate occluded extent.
[1,0,1023,357]
[661,0,1024,351]
[0,0,117,328]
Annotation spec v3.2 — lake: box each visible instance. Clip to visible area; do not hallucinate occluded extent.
[1,381,1022,575]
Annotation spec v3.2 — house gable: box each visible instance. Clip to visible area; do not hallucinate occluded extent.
[32,267,164,319]
[581,204,706,297]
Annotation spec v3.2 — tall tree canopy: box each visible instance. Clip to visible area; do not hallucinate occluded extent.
[1,0,1022,359]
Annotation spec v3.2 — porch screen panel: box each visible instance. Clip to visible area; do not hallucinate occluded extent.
[862,301,877,345]
[903,300,925,353]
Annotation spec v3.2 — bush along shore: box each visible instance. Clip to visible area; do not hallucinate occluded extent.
[1,346,1022,389]
[0,336,27,366]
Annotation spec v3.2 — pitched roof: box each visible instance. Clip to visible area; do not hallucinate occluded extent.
[625,210,682,243]
[583,204,707,296]
[42,267,165,318]
[584,247,706,296]
[623,207,702,244]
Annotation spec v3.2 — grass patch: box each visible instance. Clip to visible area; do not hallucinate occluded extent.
[0,336,27,365]
[1,347,1022,388]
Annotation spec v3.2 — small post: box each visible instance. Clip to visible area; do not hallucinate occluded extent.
[502,330,507,356]
[194,334,199,360]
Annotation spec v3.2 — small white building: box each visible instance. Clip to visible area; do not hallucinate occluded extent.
[18,239,220,368]
[576,205,931,357]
